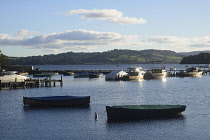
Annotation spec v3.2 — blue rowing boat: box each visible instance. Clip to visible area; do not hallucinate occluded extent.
[23,96,90,107]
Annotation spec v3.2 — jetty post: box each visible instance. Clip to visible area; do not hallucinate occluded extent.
[60,76,63,86]
[49,77,52,87]
[38,78,40,87]
[23,80,26,89]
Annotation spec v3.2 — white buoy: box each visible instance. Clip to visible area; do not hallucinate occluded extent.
[95,112,98,120]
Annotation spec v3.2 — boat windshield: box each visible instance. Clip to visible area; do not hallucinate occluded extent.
[5,72,16,75]
[0,72,17,76]
[128,67,142,72]
[151,69,164,73]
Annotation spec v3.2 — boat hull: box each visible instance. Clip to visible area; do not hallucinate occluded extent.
[127,67,145,80]
[183,71,203,77]
[151,72,167,79]
[106,105,186,120]
[89,73,103,78]
[23,96,90,107]
[0,75,29,82]
[129,75,144,80]
[74,72,90,78]
[33,73,53,77]
[105,70,128,81]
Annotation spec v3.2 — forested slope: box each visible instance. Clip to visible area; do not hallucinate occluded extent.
[9,49,184,65]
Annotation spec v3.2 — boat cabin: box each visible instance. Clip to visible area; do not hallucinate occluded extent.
[186,67,200,72]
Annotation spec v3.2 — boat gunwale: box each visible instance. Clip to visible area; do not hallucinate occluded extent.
[106,105,186,120]
[23,96,90,101]
[107,105,186,110]
[23,96,90,107]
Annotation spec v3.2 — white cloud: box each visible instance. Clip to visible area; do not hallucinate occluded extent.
[190,44,210,48]
[148,36,210,45]
[15,30,39,37]
[0,29,143,51]
[148,36,210,52]
[3,30,210,53]
[65,9,147,25]
[148,36,188,43]
[66,9,122,20]
[110,17,147,25]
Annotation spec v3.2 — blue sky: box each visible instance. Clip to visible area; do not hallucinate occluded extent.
[1,0,210,57]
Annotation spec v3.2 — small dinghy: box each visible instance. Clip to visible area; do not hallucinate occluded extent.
[23,96,90,107]
[106,105,186,120]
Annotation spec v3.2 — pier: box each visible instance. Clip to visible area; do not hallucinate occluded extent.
[1,65,210,90]
[31,68,210,76]
[32,69,115,75]
[0,76,63,90]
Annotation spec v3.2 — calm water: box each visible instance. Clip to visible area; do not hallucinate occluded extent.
[34,64,195,70]
[1,64,210,140]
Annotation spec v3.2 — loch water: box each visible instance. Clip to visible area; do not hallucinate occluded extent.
[1,64,210,140]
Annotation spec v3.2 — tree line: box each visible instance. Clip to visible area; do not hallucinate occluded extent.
[8,49,184,65]
[0,51,9,68]
[180,53,210,64]
[1,49,209,65]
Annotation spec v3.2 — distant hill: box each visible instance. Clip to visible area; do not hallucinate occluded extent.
[179,50,210,56]
[180,53,210,64]
[9,49,184,65]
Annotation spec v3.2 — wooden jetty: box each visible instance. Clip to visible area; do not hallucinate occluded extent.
[31,68,210,76]
[30,69,116,75]
[0,76,63,90]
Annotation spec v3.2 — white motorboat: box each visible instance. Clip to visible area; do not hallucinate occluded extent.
[127,67,145,80]
[182,66,203,77]
[150,68,167,79]
[145,61,167,79]
[105,70,128,80]
[74,72,90,78]
[0,71,29,82]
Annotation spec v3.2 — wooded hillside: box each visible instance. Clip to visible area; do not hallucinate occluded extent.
[180,53,210,64]
[9,49,184,65]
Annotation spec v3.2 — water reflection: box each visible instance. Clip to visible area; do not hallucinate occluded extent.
[105,115,186,140]
[106,114,186,124]
[23,105,91,111]
[2,66,210,140]
[161,78,167,82]
[23,105,91,121]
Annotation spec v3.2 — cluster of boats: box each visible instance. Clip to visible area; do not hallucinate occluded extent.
[105,65,204,81]
[105,66,167,81]
[23,95,186,121]
[177,66,203,77]
[74,72,103,78]
[0,71,29,82]
[0,65,205,83]
[33,72,59,77]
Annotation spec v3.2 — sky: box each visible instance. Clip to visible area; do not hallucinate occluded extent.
[1,0,210,57]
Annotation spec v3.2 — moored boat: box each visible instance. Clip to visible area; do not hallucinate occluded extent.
[182,66,203,77]
[33,73,54,77]
[106,105,186,120]
[23,96,90,107]
[105,70,128,80]
[74,72,90,78]
[18,72,29,76]
[89,72,103,78]
[63,71,75,76]
[127,67,145,80]
[144,61,167,79]
[0,71,29,82]
[150,68,167,79]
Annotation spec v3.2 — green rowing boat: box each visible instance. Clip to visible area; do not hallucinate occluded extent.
[106,105,186,120]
